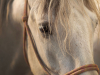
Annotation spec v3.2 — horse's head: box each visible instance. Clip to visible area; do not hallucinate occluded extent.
[25,0,100,75]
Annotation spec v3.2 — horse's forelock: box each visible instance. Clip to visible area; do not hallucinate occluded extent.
[0,0,99,29]
[38,0,100,52]
[39,0,100,26]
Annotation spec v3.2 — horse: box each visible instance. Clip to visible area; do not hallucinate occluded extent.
[0,0,100,75]
[0,0,33,75]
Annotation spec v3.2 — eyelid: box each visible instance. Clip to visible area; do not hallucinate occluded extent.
[39,24,49,33]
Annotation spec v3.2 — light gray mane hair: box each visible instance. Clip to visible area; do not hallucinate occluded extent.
[33,0,100,53]
[0,0,100,28]
[38,0,100,26]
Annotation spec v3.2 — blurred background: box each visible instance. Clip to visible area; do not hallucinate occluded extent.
[0,21,33,75]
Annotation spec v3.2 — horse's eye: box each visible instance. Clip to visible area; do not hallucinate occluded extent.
[39,22,50,34]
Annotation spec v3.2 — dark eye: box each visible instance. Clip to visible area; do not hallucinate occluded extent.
[39,22,51,34]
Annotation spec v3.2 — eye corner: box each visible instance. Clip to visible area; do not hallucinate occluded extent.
[39,22,52,38]
[39,22,51,34]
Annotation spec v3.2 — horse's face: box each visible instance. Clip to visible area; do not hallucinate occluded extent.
[27,0,99,75]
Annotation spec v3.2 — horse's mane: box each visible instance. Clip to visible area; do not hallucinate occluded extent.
[0,0,99,25]
[36,0,100,52]
[34,0,100,30]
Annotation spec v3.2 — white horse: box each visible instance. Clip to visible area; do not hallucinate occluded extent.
[1,0,100,75]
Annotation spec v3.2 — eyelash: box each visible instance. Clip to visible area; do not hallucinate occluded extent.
[39,22,52,38]
[39,25,50,34]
